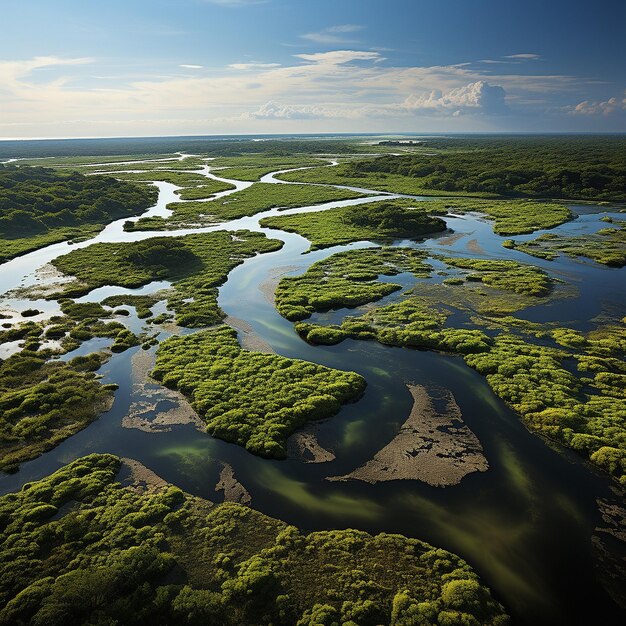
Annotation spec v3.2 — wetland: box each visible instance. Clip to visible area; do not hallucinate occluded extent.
[0,135,625,625]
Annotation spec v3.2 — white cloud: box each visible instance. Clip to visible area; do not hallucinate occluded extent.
[229,62,281,70]
[570,91,626,115]
[402,81,507,115]
[294,50,381,65]
[179,64,203,69]
[249,101,339,119]
[248,81,507,121]
[301,24,364,44]
[0,51,596,137]
[505,53,541,60]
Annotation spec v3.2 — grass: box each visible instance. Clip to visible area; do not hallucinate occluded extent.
[0,453,508,625]
[0,224,103,264]
[441,257,553,296]
[212,154,327,181]
[0,351,113,472]
[276,163,500,197]
[275,247,432,321]
[175,179,235,199]
[52,231,284,327]
[152,325,366,457]
[260,200,447,250]
[438,199,573,236]
[125,182,369,230]
[505,220,626,267]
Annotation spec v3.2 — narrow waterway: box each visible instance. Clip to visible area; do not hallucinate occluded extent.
[0,157,624,625]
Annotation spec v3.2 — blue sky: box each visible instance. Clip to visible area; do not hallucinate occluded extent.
[1,0,625,138]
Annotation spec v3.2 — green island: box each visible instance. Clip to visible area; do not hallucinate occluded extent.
[51,231,283,327]
[175,180,236,200]
[260,200,447,250]
[0,351,114,472]
[278,136,626,201]
[0,454,508,625]
[151,326,366,457]
[125,182,368,231]
[275,247,432,321]
[504,219,626,267]
[440,258,552,296]
[436,199,573,236]
[0,300,145,357]
[0,165,157,262]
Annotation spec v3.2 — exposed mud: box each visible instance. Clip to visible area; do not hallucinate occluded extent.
[328,384,488,487]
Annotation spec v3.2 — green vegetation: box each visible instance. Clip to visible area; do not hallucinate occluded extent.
[505,220,626,267]
[0,165,157,262]
[465,327,626,484]
[175,180,236,200]
[438,199,573,235]
[110,170,211,187]
[441,258,552,296]
[0,300,143,355]
[297,311,626,482]
[335,136,626,201]
[214,155,325,181]
[52,231,283,327]
[275,248,432,321]
[152,326,366,457]
[296,298,492,355]
[276,164,498,198]
[125,182,368,231]
[260,200,447,250]
[101,294,162,319]
[272,238,624,482]
[0,351,113,472]
[0,454,508,625]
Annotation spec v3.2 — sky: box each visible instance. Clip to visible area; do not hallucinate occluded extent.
[1,0,625,138]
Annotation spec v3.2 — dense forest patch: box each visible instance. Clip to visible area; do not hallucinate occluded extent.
[51,231,283,327]
[260,200,447,249]
[0,454,508,625]
[0,165,157,262]
[151,326,366,457]
[0,351,113,471]
[341,136,626,200]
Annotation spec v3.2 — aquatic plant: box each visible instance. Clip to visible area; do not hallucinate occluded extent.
[152,325,366,457]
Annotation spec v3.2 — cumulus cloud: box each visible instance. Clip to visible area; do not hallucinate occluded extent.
[402,81,507,115]
[0,50,590,137]
[570,91,626,115]
[249,81,507,121]
[249,101,339,119]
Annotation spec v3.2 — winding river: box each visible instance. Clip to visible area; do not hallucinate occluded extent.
[1,157,625,625]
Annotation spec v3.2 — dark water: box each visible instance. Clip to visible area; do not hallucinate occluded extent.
[0,168,624,625]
